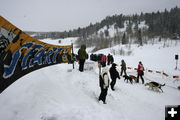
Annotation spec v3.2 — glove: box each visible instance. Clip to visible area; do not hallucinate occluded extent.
[103,85,106,89]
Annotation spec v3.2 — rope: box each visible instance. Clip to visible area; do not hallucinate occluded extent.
[127,67,180,79]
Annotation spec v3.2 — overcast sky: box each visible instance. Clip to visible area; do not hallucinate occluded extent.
[0,0,180,32]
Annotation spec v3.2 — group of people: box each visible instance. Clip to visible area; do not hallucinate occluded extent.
[90,53,114,67]
[100,54,114,67]
[98,59,145,104]
[77,44,145,104]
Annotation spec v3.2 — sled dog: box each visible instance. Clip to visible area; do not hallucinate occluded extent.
[145,81,165,92]
[129,75,137,83]
[123,75,133,84]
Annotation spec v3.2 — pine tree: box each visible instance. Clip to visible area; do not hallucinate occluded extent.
[138,29,143,46]
[104,29,109,37]
[122,32,126,44]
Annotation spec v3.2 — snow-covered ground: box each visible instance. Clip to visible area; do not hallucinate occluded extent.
[95,40,180,76]
[0,38,180,120]
[41,37,77,46]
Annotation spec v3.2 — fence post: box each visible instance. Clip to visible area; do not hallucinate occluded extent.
[72,43,74,69]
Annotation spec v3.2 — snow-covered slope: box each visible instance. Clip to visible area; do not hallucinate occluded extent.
[0,38,180,120]
[97,21,148,38]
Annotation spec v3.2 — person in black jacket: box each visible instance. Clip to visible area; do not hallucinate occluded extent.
[107,54,111,65]
[107,54,114,65]
[109,63,120,91]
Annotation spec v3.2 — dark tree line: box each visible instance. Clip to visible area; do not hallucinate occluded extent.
[27,6,180,50]
[29,6,180,40]
[142,6,180,38]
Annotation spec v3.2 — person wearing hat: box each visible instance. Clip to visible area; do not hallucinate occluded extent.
[137,61,144,84]
[109,63,120,91]
[99,67,109,104]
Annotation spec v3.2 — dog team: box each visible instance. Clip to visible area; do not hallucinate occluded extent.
[98,59,165,104]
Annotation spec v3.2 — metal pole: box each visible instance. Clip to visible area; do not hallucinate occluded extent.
[175,55,178,70]
[175,60,178,70]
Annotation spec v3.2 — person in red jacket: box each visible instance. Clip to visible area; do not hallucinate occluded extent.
[101,55,107,67]
[137,61,144,84]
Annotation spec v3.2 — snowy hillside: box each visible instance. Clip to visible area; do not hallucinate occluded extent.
[0,38,180,120]
[97,21,148,38]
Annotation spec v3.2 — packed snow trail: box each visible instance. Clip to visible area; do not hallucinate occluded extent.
[0,60,180,120]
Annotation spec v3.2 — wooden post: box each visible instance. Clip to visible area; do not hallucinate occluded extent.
[98,62,101,76]
[71,43,74,69]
